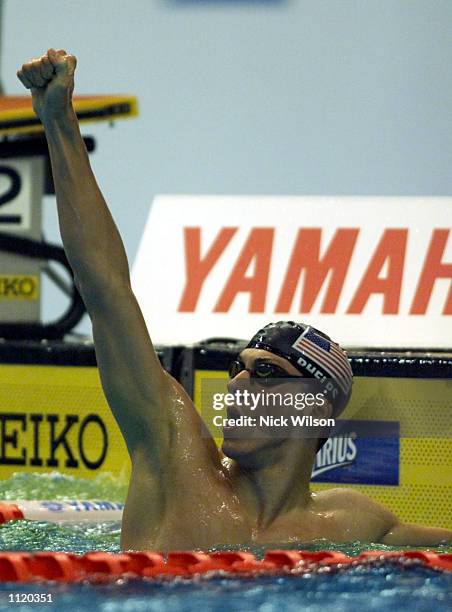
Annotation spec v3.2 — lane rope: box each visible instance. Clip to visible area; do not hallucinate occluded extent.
[0,501,123,523]
[0,550,450,582]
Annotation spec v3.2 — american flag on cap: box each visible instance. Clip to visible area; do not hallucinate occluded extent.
[291,326,353,395]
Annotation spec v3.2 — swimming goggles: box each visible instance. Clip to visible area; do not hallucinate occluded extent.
[228,358,300,386]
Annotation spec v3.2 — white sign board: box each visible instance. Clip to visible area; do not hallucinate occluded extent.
[131,196,452,348]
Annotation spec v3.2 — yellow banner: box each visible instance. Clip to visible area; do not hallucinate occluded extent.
[0,276,39,300]
[0,365,130,482]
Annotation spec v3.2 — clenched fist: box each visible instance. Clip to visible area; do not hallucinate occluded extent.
[17,49,77,124]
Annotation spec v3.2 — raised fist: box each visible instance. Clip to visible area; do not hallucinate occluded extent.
[17,49,77,123]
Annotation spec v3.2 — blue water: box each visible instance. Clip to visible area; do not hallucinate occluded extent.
[0,563,450,612]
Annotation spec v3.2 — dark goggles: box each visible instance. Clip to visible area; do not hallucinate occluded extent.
[228,358,299,386]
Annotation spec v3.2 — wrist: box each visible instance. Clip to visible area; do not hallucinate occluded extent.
[42,105,78,133]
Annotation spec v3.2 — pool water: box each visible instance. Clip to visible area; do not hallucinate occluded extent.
[0,564,450,612]
[0,473,450,612]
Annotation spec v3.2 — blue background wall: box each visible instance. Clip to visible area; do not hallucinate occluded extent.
[2,0,452,335]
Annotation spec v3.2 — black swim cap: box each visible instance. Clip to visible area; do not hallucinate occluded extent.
[246,321,353,417]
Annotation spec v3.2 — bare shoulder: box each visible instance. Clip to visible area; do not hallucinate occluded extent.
[316,487,396,518]
[160,374,223,467]
[313,487,397,540]
[316,487,394,517]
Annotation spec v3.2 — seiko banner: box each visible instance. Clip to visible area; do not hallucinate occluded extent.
[131,196,452,347]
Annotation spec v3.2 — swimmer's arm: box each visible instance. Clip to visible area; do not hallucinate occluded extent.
[364,493,452,545]
[17,50,171,454]
[333,489,452,546]
[44,96,171,454]
[360,493,452,545]
[17,50,131,293]
[381,523,452,546]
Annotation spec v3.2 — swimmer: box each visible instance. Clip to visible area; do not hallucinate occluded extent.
[17,50,452,550]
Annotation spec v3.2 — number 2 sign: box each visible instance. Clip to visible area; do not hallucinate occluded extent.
[0,158,34,231]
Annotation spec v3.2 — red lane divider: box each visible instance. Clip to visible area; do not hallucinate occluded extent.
[0,550,449,582]
[357,550,452,571]
[0,504,24,524]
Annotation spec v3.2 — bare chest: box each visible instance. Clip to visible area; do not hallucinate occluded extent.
[149,500,355,550]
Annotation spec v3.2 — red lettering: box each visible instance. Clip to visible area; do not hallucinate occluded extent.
[214,228,274,312]
[410,229,452,315]
[275,229,359,313]
[347,229,407,314]
[178,227,237,312]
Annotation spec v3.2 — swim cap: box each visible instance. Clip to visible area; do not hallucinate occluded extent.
[246,321,353,417]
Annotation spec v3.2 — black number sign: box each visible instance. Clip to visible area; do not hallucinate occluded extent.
[0,165,22,224]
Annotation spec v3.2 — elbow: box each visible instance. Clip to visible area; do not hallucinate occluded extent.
[73,271,131,312]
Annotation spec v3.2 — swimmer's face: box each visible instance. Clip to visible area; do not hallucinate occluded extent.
[221,348,305,463]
